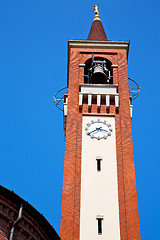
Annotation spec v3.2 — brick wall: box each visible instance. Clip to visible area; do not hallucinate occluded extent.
[60,45,141,240]
[0,230,7,240]
[0,195,57,240]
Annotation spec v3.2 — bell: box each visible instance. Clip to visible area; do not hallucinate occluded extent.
[92,64,108,84]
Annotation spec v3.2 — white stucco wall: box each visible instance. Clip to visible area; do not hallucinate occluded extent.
[80,116,120,240]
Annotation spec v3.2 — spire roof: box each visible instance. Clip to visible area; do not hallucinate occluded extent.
[87,6,108,41]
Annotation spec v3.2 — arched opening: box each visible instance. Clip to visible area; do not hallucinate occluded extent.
[84,55,113,84]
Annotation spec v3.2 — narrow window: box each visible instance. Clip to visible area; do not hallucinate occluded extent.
[97,159,101,171]
[96,217,103,235]
[96,157,102,171]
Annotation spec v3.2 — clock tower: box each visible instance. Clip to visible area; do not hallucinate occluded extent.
[60,6,141,240]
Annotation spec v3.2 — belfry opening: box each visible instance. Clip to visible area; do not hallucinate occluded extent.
[84,55,113,84]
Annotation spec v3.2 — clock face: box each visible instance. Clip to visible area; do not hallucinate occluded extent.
[85,119,112,140]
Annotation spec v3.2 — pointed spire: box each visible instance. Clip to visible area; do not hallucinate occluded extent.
[87,5,108,41]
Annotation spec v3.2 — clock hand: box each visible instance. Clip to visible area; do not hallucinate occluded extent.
[101,129,109,133]
[90,127,102,133]
[89,129,98,134]
[89,127,102,134]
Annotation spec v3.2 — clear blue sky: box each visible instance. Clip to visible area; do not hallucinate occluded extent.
[0,0,160,239]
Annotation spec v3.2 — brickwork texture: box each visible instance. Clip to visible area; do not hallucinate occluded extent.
[60,45,141,240]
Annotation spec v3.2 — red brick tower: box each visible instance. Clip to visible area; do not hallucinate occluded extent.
[60,6,141,240]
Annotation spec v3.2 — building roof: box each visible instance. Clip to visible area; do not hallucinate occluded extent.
[0,185,61,240]
[87,18,108,41]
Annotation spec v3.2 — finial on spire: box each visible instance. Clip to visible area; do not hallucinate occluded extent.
[87,5,107,40]
[93,5,100,19]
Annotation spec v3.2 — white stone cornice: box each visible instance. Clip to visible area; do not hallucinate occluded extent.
[68,39,130,52]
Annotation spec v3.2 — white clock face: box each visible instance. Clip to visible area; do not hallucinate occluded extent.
[85,119,112,140]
